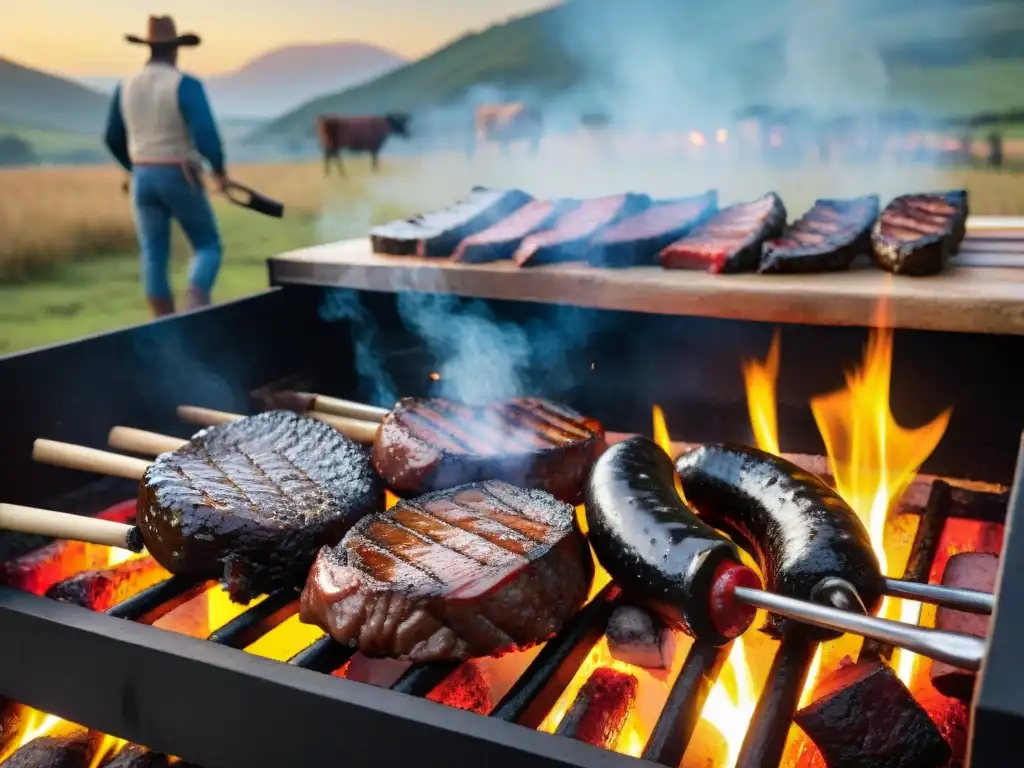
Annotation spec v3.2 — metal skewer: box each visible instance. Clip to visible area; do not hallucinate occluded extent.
[733,586,986,672]
[885,577,994,615]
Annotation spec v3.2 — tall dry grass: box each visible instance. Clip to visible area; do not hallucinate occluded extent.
[2,149,1023,283]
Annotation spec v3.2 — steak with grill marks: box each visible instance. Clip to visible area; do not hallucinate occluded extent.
[370,187,533,257]
[871,190,968,276]
[139,410,384,603]
[299,480,594,661]
[659,192,787,273]
[451,198,581,263]
[759,195,880,273]
[372,396,606,504]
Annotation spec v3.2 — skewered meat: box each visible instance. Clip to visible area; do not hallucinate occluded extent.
[871,190,969,276]
[795,658,951,768]
[586,437,761,644]
[588,191,719,268]
[659,192,787,273]
[371,187,533,257]
[675,444,884,641]
[930,552,998,700]
[139,410,384,603]
[513,193,650,266]
[299,480,594,662]
[451,199,580,263]
[759,195,880,273]
[372,396,606,504]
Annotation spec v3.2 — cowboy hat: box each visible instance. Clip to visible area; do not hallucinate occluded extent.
[125,15,201,47]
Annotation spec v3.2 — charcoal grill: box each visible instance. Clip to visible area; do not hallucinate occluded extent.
[1,221,1023,767]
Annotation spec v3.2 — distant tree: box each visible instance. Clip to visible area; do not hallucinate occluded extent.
[0,135,39,167]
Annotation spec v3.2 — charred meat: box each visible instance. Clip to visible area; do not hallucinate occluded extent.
[675,444,884,641]
[451,199,580,263]
[371,187,533,257]
[299,480,594,662]
[588,191,719,268]
[659,192,787,273]
[871,190,968,276]
[759,195,880,273]
[513,193,650,267]
[372,396,606,504]
[139,410,384,603]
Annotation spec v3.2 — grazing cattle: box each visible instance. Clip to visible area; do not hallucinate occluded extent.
[315,113,411,176]
[470,103,543,156]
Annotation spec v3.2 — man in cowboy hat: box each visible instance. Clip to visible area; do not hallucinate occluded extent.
[103,15,230,317]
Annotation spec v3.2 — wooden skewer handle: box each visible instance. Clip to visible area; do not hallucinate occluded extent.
[177,405,243,426]
[33,439,150,481]
[0,503,144,552]
[311,395,390,423]
[108,426,188,456]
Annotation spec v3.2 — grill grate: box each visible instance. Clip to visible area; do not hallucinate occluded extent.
[0,458,1011,768]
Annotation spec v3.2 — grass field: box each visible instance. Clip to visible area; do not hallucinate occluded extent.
[2,143,1023,355]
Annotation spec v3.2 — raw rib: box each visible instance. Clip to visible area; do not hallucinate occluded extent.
[371,396,606,504]
[759,195,880,273]
[299,480,594,661]
[659,192,787,273]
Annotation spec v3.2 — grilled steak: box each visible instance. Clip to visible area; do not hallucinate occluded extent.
[370,187,533,257]
[139,410,384,603]
[588,191,719,268]
[659,192,787,273]
[759,195,880,273]
[299,480,594,661]
[451,198,580,263]
[871,190,969,276]
[372,396,606,504]
[513,193,651,267]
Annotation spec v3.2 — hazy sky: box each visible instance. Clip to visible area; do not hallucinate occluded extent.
[4,0,556,75]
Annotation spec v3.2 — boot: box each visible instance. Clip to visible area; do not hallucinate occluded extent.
[185,286,212,311]
[148,296,176,318]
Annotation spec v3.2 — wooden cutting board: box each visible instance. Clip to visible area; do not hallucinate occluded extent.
[268,216,1024,336]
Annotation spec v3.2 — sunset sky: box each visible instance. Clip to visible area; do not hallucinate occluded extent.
[5,0,556,76]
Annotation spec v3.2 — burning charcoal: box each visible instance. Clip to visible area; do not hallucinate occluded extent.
[101,744,173,768]
[554,667,638,750]
[0,728,101,768]
[0,700,26,758]
[426,661,493,715]
[44,557,171,611]
[794,659,950,768]
[605,605,674,669]
[930,552,999,701]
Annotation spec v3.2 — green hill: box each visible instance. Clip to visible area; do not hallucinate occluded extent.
[0,57,109,135]
[256,0,1024,141]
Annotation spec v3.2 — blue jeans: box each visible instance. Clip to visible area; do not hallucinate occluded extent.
[130,165,223,300]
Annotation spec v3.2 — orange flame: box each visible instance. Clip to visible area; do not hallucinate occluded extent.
[89,736,128,768]
[1,708,64,759]
[741,330,781,456]
[810,323,951,684]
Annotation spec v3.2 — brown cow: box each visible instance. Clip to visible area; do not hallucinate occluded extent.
[469,103,543,156]
[315,113,411,176]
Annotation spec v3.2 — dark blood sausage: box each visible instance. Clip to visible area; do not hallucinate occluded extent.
[587,190,719,268]
[675,443,885,640]
[871,190,969,276]
[659,192,787,273]
[139,410,384,603]
[759,195,880,273]
[585,437,761,645]
[372,396,606,504]
[795,659,951,768]
[451,198,581,263]
[299,480,594,661]
[513,193,651,267]
[370,187,533,257]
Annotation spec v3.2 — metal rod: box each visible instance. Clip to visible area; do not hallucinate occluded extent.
[734,635,818,768]
[733,587,986,671]
[287,636,356,673]
[105,575,210,624]
[206,590,299,649]
[885,578,994,615]
[642,640,729,766]
[392,662,462,697]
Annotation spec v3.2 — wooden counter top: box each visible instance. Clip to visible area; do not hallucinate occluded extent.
[268,216,1024,336]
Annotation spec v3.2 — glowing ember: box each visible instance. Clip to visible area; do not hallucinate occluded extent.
[2,708,64,759]
[429,372,441,381]
[89,735,128,768]
[810,324,951,683]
